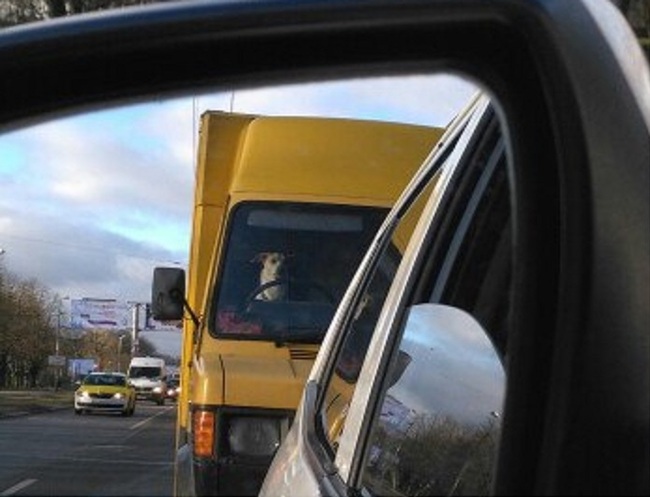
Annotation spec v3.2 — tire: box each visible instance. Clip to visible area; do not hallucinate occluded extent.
[74,408,82,415]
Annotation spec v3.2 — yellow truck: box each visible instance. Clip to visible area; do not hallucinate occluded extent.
[151,110,443,496]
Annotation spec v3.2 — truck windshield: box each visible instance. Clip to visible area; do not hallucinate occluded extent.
[129,367,161,378]
[211,202,388,343]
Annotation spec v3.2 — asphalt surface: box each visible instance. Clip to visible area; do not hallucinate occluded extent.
[0,390,71,419]
[0,400,176,496]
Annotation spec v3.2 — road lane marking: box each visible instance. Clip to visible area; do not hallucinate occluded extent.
[130,406,174,431]
[1,479,37,496]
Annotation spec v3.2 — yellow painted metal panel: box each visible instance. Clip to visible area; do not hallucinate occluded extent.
[230,116,442,206]
[192,351,225,406]
[220,355,312,409]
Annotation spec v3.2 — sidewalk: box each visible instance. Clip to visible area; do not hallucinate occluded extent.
[0,390,72,419]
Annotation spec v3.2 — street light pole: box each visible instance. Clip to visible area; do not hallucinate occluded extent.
[56,312,61,354]
[118,335,126,373]
[53,296,69,390]
[54,311,61,390]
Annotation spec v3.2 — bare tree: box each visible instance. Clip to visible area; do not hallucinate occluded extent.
[0,0,165,27]
[0,270,55,388]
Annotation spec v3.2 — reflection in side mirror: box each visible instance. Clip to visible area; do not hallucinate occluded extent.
[365,304,505,496]
[385,350,412,390]
[151,267,186,321]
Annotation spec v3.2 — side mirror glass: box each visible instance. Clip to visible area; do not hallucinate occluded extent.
[363,304,505,496]
[151,267,186,321]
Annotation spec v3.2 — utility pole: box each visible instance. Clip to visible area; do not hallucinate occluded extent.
[131,303,140,357]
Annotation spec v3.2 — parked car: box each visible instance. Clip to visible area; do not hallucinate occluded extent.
[0,0,647,496]
[74,372,136,417]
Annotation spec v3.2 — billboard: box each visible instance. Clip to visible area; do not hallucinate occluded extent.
[68,298,178,332]
[70,298,129,329]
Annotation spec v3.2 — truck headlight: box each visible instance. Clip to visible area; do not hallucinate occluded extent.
[113,393,123,399]
[153,386,162,393]
[78,390,90,398]
[227,417,283,457]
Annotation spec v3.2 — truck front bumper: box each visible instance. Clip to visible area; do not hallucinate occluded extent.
[194,457,271,496]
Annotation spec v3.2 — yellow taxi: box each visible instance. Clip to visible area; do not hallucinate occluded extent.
[74,372,136,416]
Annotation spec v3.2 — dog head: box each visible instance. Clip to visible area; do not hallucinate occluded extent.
[251,252,286,283]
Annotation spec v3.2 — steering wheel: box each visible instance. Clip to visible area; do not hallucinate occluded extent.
[243,278,336,309]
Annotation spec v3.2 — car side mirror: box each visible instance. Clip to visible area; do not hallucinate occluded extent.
[389,303,505,423]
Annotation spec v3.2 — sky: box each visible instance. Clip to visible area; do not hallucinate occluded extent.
[0,74,478,356]
[391,303,504,425]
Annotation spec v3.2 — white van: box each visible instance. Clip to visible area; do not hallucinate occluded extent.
[127,357,167,405]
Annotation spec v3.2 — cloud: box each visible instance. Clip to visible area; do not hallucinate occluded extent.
[0,205,181,301]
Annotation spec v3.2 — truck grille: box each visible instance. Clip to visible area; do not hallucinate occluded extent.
[289,347,317,360]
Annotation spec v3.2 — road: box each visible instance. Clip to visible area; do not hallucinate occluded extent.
[0,402,176,496]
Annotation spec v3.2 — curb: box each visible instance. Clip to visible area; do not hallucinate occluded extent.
[0,405,69,420]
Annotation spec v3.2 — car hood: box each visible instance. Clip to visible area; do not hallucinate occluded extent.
[77,385,128,395]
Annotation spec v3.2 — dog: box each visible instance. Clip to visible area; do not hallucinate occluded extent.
[251,252,286,301]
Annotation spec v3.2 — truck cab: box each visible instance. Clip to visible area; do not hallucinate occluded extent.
[152,111,443,495]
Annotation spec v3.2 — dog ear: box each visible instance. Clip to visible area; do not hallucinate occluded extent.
[250,252,268,264]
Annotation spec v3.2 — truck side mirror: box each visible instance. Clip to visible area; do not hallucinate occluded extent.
[152,267,186,321]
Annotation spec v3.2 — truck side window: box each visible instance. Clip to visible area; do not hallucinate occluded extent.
[361,128,511,496]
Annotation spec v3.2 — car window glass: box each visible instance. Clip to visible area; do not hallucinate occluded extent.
[429,119,511,355]
[360,118,511,495]
[319,170,442,455]
[318,97,487,460]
